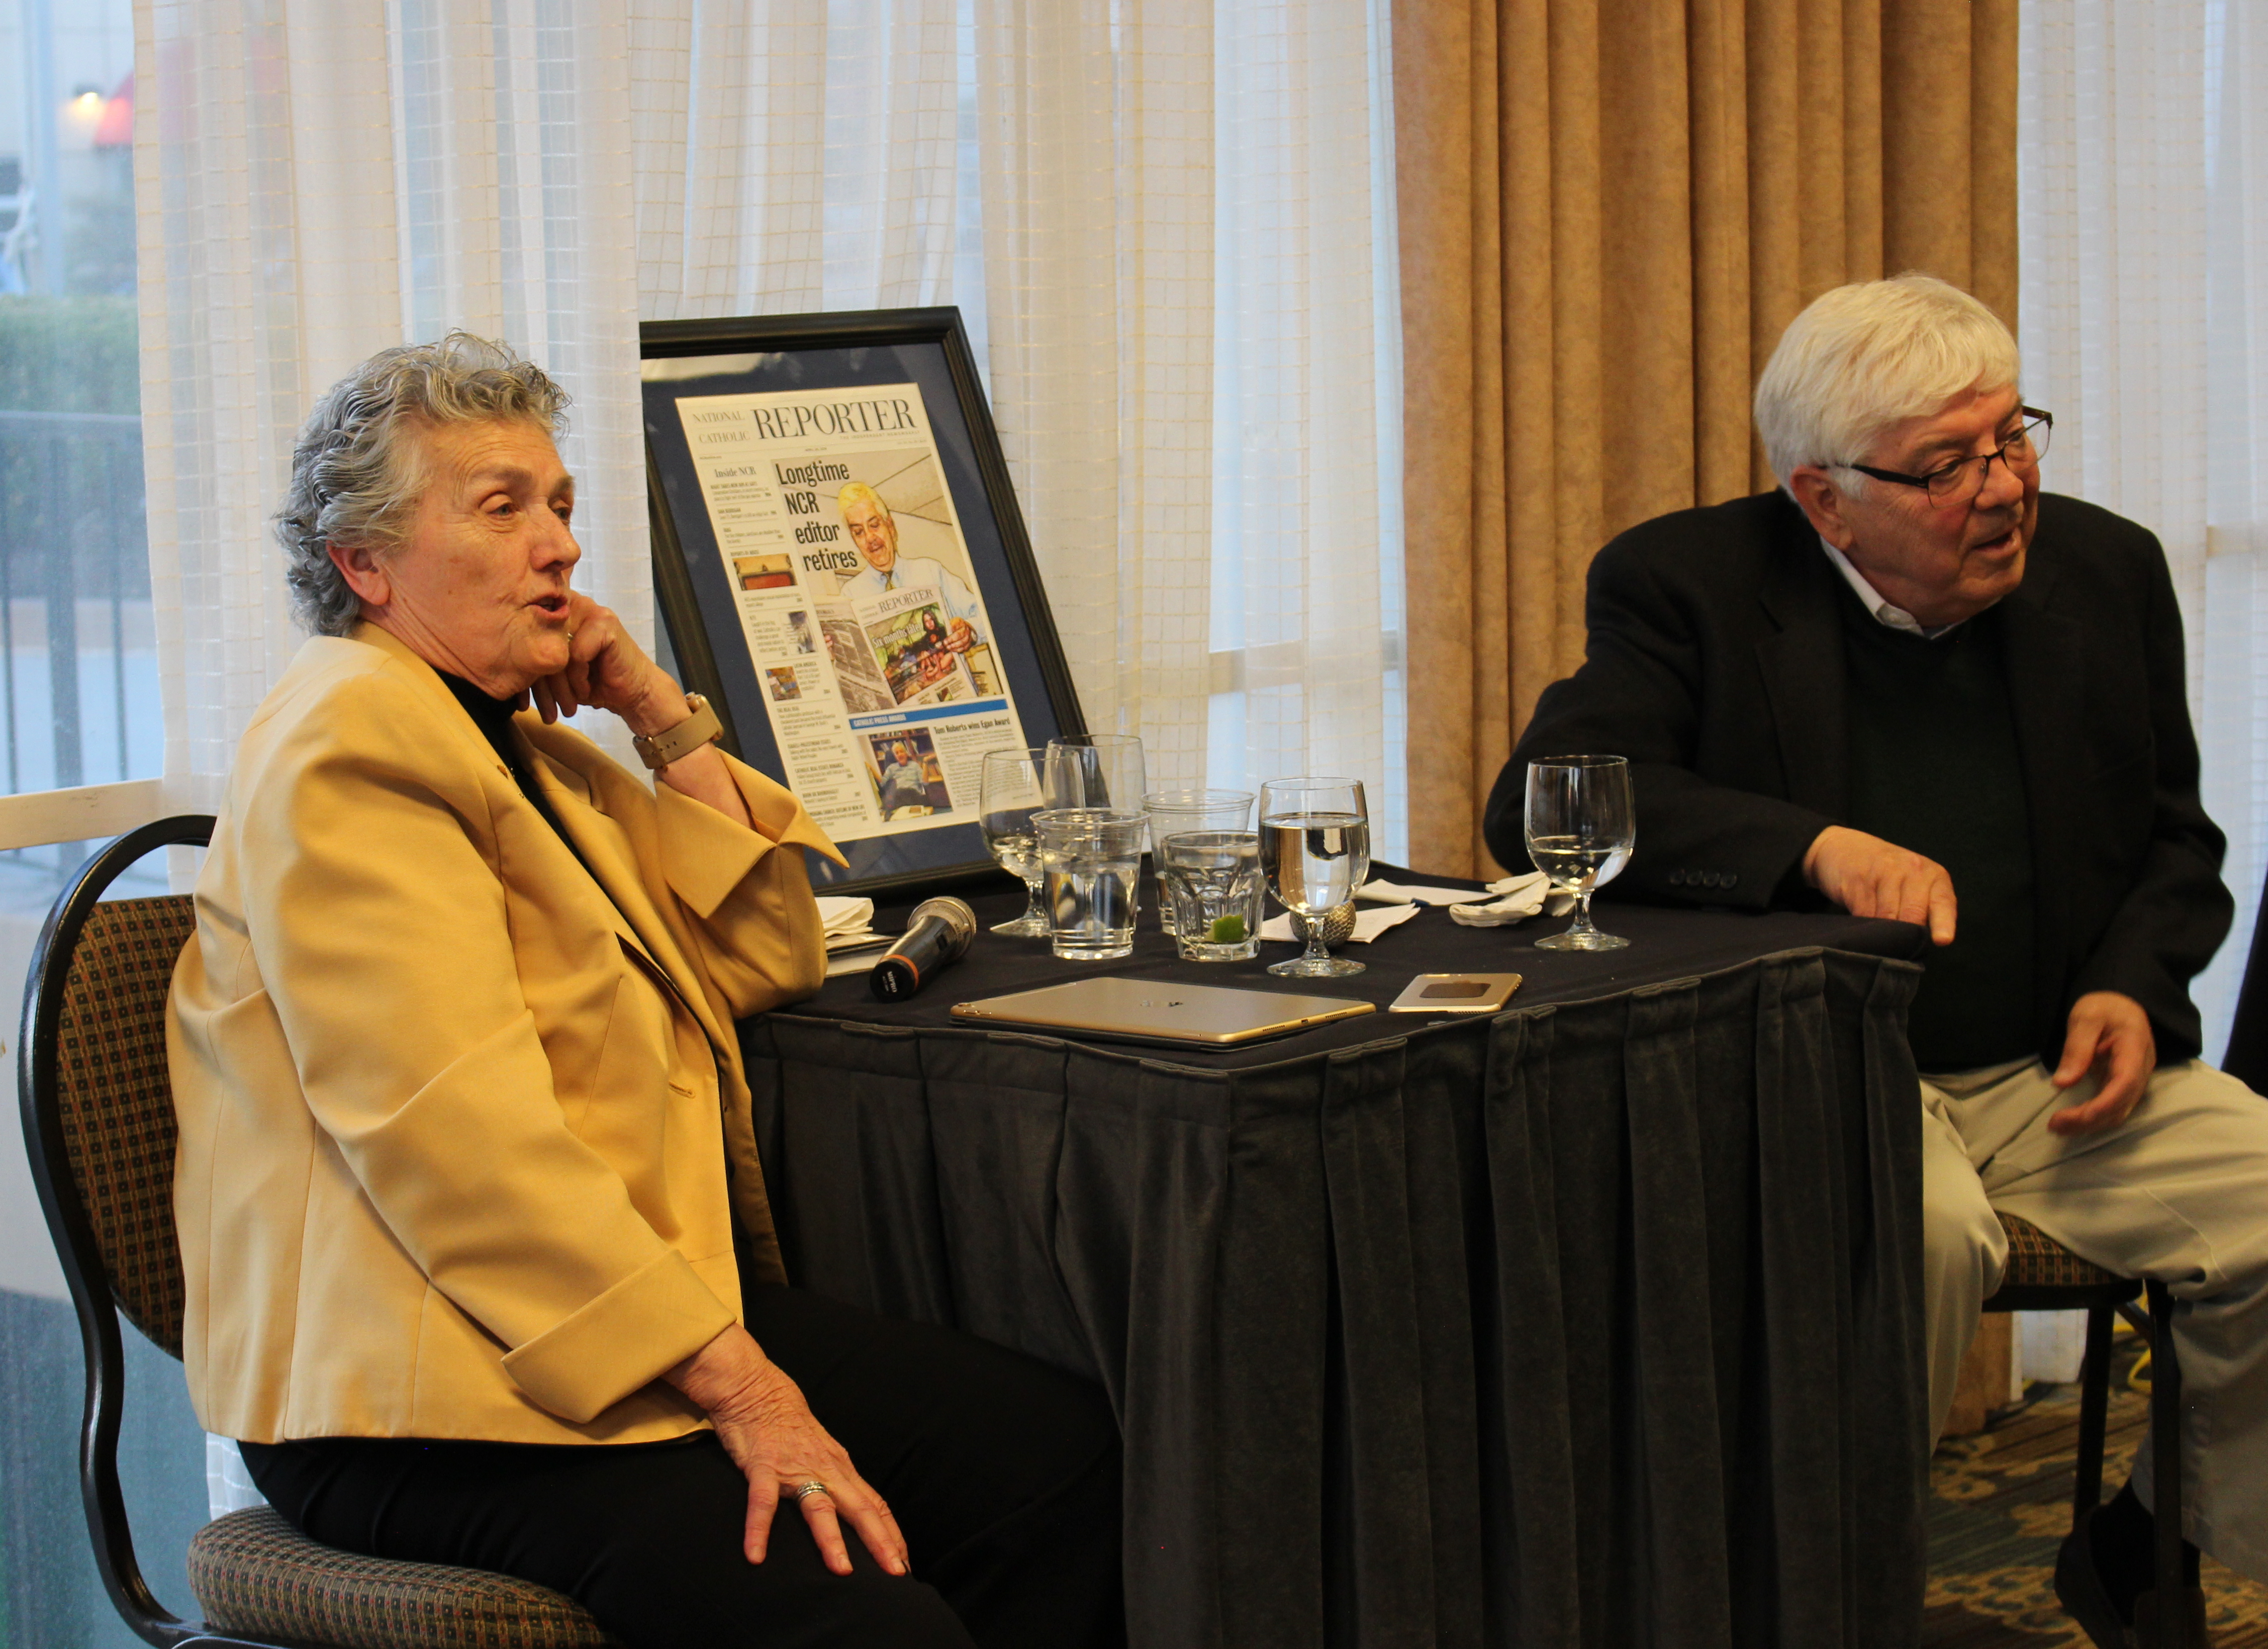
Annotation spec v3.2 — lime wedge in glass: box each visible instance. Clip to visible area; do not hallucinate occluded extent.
[1207,914,1248,944]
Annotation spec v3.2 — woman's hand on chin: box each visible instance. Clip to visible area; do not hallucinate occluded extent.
[530,592,688,736]
[664,1324,911,1577]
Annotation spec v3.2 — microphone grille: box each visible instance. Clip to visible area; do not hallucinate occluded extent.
[908,895,977,943]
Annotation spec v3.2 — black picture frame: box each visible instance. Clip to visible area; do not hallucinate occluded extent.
[641,307,1086,898]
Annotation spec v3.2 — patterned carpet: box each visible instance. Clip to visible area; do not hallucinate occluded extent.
[1926,1330,2268,1646]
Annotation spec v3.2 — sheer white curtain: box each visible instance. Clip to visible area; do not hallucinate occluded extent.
[1207,0,1401,832]
[2019,0,2267,1056]
[135,0,653,787]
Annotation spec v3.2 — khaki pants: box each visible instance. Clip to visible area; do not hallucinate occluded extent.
[1922,1057,2268,1581]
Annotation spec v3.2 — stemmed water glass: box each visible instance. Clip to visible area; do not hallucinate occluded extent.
[979,749,1054,937]
[1523,755,1635,951]
[1258,778,1371,977]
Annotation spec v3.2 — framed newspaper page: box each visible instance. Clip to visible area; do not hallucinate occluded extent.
[640,307,1086,897]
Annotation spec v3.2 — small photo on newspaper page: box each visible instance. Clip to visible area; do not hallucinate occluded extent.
[670,385,1024,846]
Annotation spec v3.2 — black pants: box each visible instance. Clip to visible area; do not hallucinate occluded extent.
[240,1287,1123,1649]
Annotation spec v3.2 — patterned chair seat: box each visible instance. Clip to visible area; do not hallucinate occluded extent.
[1993,1212,2133,1293]
[187,1506,619,1649]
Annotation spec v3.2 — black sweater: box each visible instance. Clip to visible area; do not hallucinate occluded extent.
[1838,598,2036,1069]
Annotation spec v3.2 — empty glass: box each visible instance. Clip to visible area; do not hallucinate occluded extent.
[1258,778,1371,977]
[1035,808,1147,961]
[1045,734,1148,816]
[1142,788,1254,933]
[1523,754,1635,951]
[979,748,1053,937]
[1161,831,1265,961]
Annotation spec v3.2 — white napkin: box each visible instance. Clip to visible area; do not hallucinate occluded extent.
[1448,871,1576,928]
[1355,878,1487,907]
[816,895,885,952]
[1259,902,1423,945]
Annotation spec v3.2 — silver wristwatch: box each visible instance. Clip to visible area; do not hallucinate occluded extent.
[631,693,723,770]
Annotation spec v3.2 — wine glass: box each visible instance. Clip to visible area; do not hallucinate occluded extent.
[1258,778,1371,977]
[1524,755,1635,951]
[979,749,1053,937]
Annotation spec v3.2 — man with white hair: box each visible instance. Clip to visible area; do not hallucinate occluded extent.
[835,482,984,653]
[1486,273,2268,1645]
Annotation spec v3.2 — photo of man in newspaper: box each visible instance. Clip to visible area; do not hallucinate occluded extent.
[865,731,952,820]
[832,465,986,654]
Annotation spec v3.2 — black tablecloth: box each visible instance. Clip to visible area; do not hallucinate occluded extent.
[738,875,1933,1648]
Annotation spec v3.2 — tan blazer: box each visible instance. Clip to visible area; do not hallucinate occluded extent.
[169,624,843,1446]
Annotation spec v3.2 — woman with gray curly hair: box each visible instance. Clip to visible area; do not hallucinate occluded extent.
[168,334,1123,1649]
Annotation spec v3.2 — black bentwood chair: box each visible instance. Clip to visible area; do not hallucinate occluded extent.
[1980,1217,2198,1648]
[20,816,619,1649]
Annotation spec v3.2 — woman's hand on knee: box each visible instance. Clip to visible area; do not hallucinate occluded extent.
[665,1325,910,1577]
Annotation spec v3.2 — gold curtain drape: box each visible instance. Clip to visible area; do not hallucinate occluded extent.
[1396,0,2018,876]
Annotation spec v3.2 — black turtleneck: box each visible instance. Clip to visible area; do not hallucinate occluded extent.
[436,672,575,851]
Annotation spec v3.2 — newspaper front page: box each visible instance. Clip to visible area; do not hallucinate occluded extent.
[673,384,1022,840]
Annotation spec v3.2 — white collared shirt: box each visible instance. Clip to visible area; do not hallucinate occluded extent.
[1818,538,1963,640]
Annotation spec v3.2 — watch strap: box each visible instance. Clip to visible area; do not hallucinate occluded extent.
[633,693,722,770]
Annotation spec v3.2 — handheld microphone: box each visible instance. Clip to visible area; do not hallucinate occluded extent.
[870,896,978,1001]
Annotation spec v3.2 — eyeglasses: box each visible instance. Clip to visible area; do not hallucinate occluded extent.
[1842,408,2053,505]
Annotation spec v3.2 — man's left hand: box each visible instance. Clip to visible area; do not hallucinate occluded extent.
[2047,991,2157,1134]
[945,617,977,654]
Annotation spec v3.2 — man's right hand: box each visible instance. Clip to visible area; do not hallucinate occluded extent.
[1802,826,1957,945]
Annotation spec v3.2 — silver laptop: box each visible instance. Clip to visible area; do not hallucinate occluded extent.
[950,975,1375,1047]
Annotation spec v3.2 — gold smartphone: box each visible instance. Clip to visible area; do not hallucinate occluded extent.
[1386,972,1524,1014]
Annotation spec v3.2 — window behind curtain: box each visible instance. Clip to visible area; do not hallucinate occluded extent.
[0,0,202,1639]
[2019,0,2268,1059]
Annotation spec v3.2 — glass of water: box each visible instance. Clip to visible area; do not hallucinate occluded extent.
[1035,808,1147,961]
[1142,789,1254,934]
[979,748,1053,937]
[1160,831,1265,961]
[1523,754,1635,951]
[1258,778,1370,977]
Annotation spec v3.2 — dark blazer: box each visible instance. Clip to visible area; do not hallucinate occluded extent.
[1483,489,2231,1064]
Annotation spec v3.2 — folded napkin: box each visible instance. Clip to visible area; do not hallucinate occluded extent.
[1447,872,1576,928]
[816,895,885,953]
[1355,878,1489,907]
[1259,902,1423,945]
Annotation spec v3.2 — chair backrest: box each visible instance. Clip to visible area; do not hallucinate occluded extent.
[43,892,198,1352]
[19,815,215,1646]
